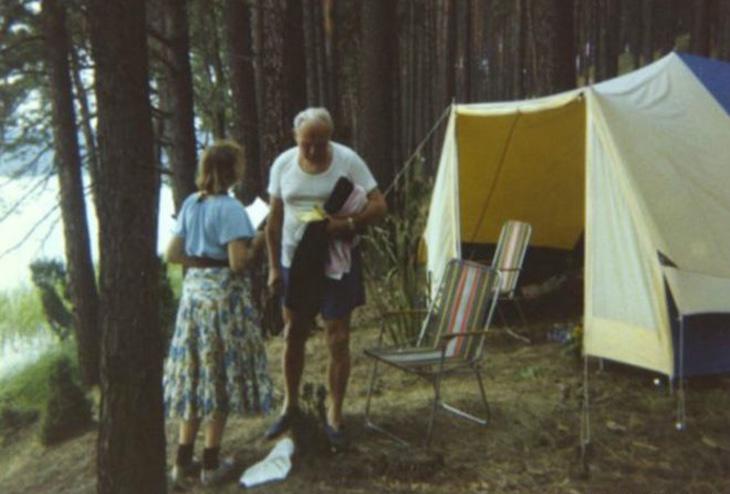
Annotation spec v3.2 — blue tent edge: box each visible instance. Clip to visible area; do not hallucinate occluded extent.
[677,52,730,115]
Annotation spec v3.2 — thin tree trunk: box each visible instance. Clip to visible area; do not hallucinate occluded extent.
[69,45,101,214]
[595,0,619,82]
[690,0,712,57]
[88,0,166,491]
[254,0,290,181]
[454,0,470,102]
[718,0,730,61]
[41,0,100,388]
[284,0,307,121]
[162,0,197,211]
[225,0,261,199]
[358,0,396,190]
[640,0,654,64]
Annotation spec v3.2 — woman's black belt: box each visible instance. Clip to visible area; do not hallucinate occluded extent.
[188,257,229,268]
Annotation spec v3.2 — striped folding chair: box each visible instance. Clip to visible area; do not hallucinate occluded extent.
[363,259,502,448]
[491,220,532,332]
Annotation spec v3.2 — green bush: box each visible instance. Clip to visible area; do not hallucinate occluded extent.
[0,404,38,445]
[30,258,74,341]
[39,355,92,445]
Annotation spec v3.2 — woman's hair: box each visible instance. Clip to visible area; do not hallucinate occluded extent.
[293,107,334,134]
[195,140,244,195]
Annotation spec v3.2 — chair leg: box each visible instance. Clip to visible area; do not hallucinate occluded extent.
[425,372,444,448]
[513,298,528,328]
[440,369,491,427]
[475,368,491,423]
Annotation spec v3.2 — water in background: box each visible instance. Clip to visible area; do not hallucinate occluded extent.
[0,175,176,290]
[0,174,176,377]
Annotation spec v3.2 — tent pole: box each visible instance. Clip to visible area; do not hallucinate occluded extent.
[580,353,591,472]
[384,104,453,197]
[676,315,687,431]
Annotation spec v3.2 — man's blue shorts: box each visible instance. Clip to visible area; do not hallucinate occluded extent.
[281,247,365,321]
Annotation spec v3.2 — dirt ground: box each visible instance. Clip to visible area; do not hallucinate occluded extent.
[2,312,730,494]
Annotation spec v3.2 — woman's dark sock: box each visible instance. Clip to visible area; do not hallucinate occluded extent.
[176,443,194,467]
[202,447,220,470]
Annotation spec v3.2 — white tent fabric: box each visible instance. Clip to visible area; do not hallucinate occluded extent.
[423,53,730,377]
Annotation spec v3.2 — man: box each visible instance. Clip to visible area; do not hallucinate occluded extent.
[265,107,387,448]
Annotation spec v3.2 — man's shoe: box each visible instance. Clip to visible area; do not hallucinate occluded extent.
[200,457,236,487]
[324,423,348,451]
[264,408,301,440]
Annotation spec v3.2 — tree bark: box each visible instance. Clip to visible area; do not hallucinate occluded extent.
[88,0,166,492]
[690,0,712,57]
[357,0,396,190]
[640,0,654,64]
[161,0,197,211]
[254,0,285,175]
[718,0,730,61]
[531,0,576,95]
[69,45,102,214]
[41,0,100,388]
[595,0,620,82]
[225,0,261,199]
[283,0,307,120]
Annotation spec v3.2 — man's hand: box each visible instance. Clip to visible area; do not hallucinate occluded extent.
[268,266,283,295]
[325,216,356,240]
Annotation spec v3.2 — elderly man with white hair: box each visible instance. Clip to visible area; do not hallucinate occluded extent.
[265,107,387,449]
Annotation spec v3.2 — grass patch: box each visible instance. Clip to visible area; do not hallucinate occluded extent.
[0,284,46,345]
[0,341,77,412]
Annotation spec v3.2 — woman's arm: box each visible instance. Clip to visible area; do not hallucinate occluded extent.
[228,231,266,274]
[165,236,188,265]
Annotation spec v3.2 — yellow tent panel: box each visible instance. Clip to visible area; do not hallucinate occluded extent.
[456,97,586,249]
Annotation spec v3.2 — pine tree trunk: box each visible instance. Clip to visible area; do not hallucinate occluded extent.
[454,0,471,101]
[254,0,291,182]
[225,0,261,198]
[595,0,619,82]
[640,0,654,64]
[531,0,576,95]
[690,0,712,56]
[331,0,358,144]
[718,0,730,61]
[88,0,166,491]
[162,0,197,211]
[41,0,100,388]
[283,0,307,120]
[358,0,396,190]
[69,46,102,214]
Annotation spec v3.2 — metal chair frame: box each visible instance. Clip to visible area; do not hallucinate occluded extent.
[363,260,502,448]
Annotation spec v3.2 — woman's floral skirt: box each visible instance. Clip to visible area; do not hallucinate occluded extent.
[163,268,273,420]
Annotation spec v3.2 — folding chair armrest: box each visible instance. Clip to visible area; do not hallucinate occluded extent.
[439,330,489,341]
[436,330,489,351]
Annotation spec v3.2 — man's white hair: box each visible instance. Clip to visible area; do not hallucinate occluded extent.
[293,107,334,133]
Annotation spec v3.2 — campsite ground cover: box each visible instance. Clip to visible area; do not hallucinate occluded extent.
[2,311,730,494]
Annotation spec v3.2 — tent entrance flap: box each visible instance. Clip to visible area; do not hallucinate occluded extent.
[455,97,586,250]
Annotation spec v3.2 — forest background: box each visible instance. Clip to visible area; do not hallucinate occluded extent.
[1,1,730,493]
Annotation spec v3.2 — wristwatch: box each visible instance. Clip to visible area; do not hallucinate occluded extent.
[347,217,356,232]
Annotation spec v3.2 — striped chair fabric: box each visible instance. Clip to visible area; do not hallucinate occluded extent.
[491,220,532,297]
[364,259,501,447]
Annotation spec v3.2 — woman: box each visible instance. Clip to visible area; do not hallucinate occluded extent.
[163,140,273,486]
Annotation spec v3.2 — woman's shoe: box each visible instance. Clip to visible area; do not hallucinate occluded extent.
[200,457,236,487]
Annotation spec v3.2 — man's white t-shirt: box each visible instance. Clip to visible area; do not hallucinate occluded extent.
[267,142,378,268]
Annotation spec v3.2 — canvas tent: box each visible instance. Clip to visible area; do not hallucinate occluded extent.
[423,53,730,379]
